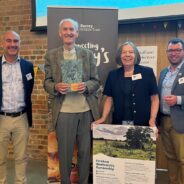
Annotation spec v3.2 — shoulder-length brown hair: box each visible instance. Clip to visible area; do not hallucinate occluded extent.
[116,41,141,66]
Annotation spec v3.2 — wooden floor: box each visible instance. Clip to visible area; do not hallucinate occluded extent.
[156,170,169,184]
[7,162,169,184]
[8,159,47,184]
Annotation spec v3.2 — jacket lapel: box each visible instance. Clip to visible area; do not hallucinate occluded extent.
[131,65,141,92]
[158,68,168,93]
[56,47,64,82]
[118,67,125,92]
[0,57,2,107]
[20,58,25,77]
[0,57,2,85]
[75,46,82,60]
[19,59,28,94]
[172,63,184,92]
[75,46,88,81]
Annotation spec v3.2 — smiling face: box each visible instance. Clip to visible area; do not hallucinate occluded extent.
[121,44,135,68]
[166,42,184,67]
[59,20,79,49]
[2,31,20,62]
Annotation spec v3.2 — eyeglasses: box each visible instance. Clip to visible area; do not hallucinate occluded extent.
[166,49,183,54]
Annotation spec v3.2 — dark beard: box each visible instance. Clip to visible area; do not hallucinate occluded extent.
[170,59,183,66]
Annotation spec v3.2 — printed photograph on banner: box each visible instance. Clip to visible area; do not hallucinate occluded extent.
[93,124,157,184]
[48,132,79,184]
[48,132,60,183]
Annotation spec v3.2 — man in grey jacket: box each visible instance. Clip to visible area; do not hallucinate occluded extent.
[44,18,100,184]
[158,38,184,184]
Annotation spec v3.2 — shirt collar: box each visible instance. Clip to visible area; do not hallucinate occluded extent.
[63,47,76,54]
[2,55,20,65]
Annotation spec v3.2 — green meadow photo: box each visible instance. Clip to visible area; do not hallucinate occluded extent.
[93,125,156,160]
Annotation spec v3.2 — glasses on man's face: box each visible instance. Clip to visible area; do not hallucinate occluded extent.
[166,48,183,54]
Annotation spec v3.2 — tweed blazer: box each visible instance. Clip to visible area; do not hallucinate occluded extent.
[158,62,184,133]
[44,46,100,131]
[0,56,34,127]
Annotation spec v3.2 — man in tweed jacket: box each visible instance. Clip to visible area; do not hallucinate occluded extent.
[44,18,100,184]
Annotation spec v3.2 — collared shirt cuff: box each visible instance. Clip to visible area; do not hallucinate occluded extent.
[177,96,182,105]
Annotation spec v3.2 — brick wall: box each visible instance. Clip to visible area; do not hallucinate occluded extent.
[0,0,48,160]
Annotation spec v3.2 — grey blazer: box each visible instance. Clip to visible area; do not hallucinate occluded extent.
[44,46,100,131]
[158,62,184,133]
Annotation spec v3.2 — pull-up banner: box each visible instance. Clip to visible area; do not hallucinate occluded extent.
[47,7,118,184]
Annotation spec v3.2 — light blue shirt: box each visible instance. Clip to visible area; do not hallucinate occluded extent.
[1,55,25,112]
[161,60,184,114]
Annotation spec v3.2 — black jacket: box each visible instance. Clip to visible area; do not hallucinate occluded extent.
[103,64,158,126]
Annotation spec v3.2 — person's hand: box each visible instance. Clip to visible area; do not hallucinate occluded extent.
[77,82,86,94]
[149,117,158,138]
[91,117,105,130]
[55,83,70,94]
[152,126,158,138]
[149,118,158,138]
[163,95,177,106]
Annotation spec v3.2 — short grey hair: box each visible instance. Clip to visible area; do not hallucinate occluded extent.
[3,31,21,41]
[116,41,141,66]
[59,18,79,31]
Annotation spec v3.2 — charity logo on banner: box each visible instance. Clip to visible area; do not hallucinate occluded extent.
[93,124,157,184]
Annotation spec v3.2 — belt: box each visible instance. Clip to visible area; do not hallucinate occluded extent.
[122,120,134,125]
[0,109,26,117]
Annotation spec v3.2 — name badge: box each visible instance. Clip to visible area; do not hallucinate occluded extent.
[26,73,33,81]
[132,73,142,81]
[178,77,184,84]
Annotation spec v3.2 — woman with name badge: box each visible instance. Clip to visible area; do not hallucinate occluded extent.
[92,41,159,127]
